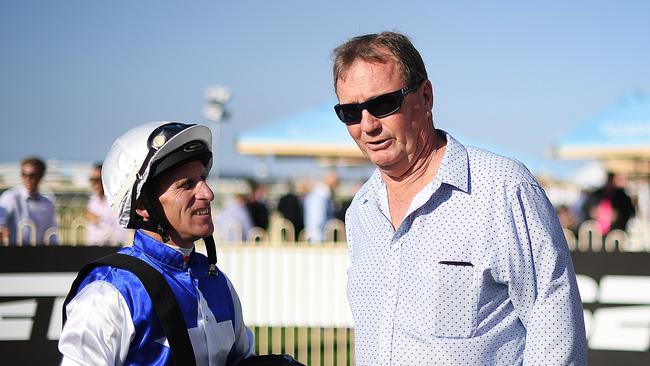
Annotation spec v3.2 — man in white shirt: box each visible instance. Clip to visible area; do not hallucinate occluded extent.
[214,194,254,242]
[0,156,57,245]
[332,31,587,365]
[303,170,338,242]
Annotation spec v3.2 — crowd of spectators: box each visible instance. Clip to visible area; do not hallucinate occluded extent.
[0,154,357,246]
[214,171,352,243]
[556,172,636,237]
[0,157,133,246]
[1,155,639,247]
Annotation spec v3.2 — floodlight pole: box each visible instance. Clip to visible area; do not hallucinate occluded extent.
[203,85,231,195]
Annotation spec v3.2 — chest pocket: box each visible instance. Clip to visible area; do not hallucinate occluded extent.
[433,261,478,338]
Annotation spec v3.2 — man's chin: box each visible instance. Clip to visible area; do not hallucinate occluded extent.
[373,158,399,172]
[196,225,215,239]
[178,226,214,244]
[368,150,396,167]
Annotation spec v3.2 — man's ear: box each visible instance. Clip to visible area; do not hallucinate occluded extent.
[134,198,149,221]
[422,79,434,112]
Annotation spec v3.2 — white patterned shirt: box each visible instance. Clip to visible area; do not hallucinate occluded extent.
[345,131,587,366]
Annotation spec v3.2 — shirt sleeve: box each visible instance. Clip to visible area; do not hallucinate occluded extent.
[0,191,12,220]
[507,182,587,366]
[304,191,327,242]
[0,205,6,226]
[225,277,255,362]
[59,280,135,366]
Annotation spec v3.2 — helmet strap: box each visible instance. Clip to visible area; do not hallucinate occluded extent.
[138,192,218,276]
[203,235,218,276]
[139,189,172,243]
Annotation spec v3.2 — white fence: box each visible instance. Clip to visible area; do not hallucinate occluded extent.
[206,244,353,328]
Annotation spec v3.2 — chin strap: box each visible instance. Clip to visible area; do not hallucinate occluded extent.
[136,187,216,275]
[203,235,218,276]
[139,191,171,243]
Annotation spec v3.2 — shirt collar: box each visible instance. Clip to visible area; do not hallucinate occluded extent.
[133,229,193,270]
[18,186,42,200]
[435,130,470,194]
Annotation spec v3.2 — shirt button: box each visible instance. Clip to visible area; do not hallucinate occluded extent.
[387,289,395,298]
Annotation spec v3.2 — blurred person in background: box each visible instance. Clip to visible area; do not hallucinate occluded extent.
[556,204,578,236]
[570,188,594,228]
[334,178,365,222]
[333,31,586,365]
[304,170,338,242]
[0,206,8,244]
[245,179,269,232]
[85,162,130,245]
[586,171,635,235]
[214,193,254,242]
[277,180,304,241]
[0,156,58,245]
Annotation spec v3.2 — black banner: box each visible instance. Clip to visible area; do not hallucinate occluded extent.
[0,246,118,365]
[1,247,649,365]
[571,252,650,365]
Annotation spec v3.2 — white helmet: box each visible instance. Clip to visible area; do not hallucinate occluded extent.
[102,121,213,229]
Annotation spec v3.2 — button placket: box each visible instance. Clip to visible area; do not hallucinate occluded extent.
[380,235,403,361]
[386,238,401,301]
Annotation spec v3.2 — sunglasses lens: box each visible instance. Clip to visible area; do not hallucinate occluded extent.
[335,105,362,124]
[334,86,411,124]
[366,93,401,118]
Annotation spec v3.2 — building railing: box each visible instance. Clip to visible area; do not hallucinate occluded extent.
[4,203,649,252]
[563,219,649,252]
[250,326,354,366]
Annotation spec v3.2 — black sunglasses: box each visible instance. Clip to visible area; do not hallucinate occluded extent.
[334,81,422,124]
[21,172,41,179]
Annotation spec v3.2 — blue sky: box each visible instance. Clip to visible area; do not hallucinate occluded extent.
[1,0,649,177]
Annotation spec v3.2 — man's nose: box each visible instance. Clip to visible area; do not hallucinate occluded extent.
[197,181,215,201]
[359,110,381,134]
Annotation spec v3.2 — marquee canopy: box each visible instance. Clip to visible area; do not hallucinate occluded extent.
[554,92,650,160]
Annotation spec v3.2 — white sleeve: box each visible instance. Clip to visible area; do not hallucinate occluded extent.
[0,205,6,226]
[0,191,12,220]
[226,277,255,361]
[304,192,326,241]
[59,280,135,366]
[508,183,587,365]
